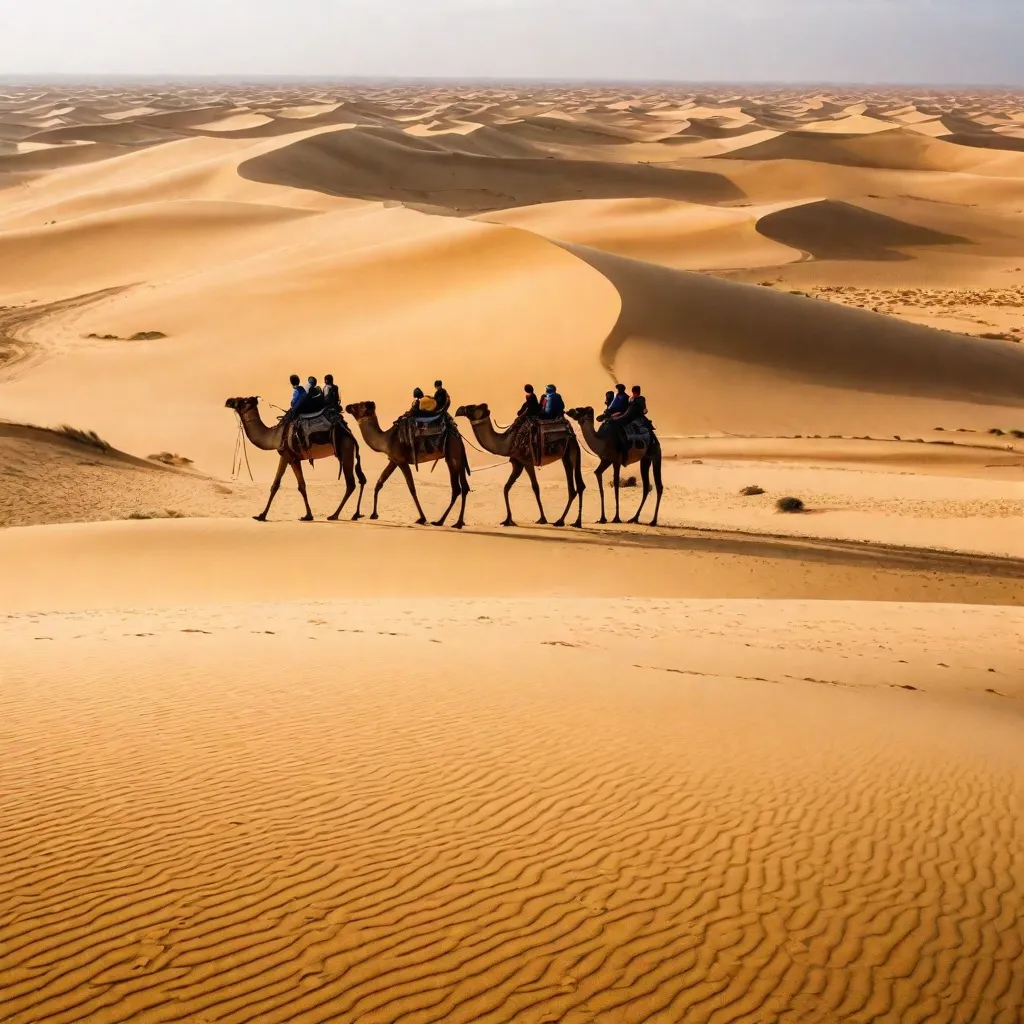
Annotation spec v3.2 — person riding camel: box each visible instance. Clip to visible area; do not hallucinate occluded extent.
[323,374,340,413]
[518,384,541,418]
[286,374,306,417]
[304,376,325,414]
[433,380,451,416]
[540,384,565,419]
[410,387,437,417]
[612,385,652,455]
[598,383,629,434]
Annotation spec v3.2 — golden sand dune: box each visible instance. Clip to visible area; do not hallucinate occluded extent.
[3,82,1024,1024]
[3,596,1023,1023]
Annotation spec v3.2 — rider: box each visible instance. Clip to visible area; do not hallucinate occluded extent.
[612,385,651,454]
[322,373,340,411]
[303,376,325,414]
[539,384,565,419]
[518,384,541,418]
[432,380,451,416]
[287,374,306,414]
[410,387,437,416]
[598,383,628,432]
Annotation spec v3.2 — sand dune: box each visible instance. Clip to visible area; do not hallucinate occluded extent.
[3,81,1024,1024]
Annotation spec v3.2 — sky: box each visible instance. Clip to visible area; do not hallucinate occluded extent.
[1,0,1021,85]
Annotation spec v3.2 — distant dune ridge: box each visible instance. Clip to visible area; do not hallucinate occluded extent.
[2,82,1024,1024]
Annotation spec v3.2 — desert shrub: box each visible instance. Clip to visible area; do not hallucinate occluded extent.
[58,425,110,452]
[621,475,638,488]
[1011,430,1024,439]
[740,485,765,496]
[776,496,805,513]
[130,331,167,341]
[989,427,1005,435]
[148,452,194,467]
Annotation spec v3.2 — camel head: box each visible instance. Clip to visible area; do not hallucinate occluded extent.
[345,400,376,421]
[455,403,490,423]
[566,407,594,423]
[225,396,259,414]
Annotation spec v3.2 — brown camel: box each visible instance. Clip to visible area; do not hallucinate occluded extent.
[566,407,663,526]
[225,396,366,522]
[455,404,585,528]
[344,401,471,528]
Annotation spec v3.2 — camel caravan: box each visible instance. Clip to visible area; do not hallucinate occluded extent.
[226,377,663,529]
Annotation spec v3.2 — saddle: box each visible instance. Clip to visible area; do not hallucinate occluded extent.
[399,412,452,465]
[509,415,569,463]
[622,421,651,451]
[292,409,349,455]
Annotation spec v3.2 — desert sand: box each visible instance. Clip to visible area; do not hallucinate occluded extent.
[2,82,1024,1023]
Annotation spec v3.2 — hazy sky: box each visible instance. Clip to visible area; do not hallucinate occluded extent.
[2,0,1021,85]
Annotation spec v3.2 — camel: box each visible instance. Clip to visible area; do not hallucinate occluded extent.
[344,401,471,528]
[455,404,585,528]
[225,397,366,522]
[566,407,663,526]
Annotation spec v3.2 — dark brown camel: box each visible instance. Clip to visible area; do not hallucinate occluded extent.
[455,404,585,528]
[566,406,663,526]
[345,401,471,528]
[225,396,366,521]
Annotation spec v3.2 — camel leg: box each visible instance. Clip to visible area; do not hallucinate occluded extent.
[572,448,586,529]
[397,462,429,525]
[650,447,664,527]
[432,460,460,528]
[254,454,289,522]
[501,462,525,527]
[289,459,315,521]
[524,463,548,524]
[327,444,356,521]
[629,456,652,524]
[370,461,398,520]
[611,463,622,523]
[453,464,470,529]
[594,459,611,524]
[553,451,578,528]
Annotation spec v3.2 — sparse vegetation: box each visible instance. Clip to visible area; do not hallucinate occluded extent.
[58,425,111,452]
[1011,430,1024,439]
[776,496,805,513]
[86,330,168,342]
[126,510,188,520]
[621,475,638,488]
[148,452,194,467]
[740,485,765,496]
[989,427,1005,435]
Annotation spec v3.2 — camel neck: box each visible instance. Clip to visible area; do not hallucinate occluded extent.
[239,405,285,451]
[355,414,393,453]
[469,416,511,457]
[575,413,602,452]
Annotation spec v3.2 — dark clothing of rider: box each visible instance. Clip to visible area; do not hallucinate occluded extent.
[433,382,451,416]
[607,389,630,417]
[619,393,647,425]
[323,379,340,410]
[540,387,565,419]
[518,389,541,418]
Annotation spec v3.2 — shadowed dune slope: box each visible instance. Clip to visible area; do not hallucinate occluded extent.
[724,126,1024,176]
[566,245,1024,435]
[237,126,744,213]
[755,199,972,261]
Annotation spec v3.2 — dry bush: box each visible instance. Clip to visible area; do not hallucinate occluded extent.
[776,496,805,513]
[58,425,110,452]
